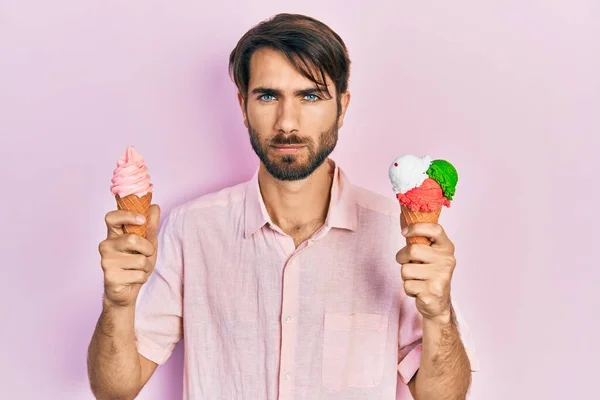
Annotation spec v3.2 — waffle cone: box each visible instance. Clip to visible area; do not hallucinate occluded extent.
[115,192,152,237]
[400,204,442,245]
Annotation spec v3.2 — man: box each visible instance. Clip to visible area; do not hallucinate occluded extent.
[88,13,478,400]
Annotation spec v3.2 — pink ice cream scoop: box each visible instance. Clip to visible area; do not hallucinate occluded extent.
[110,146,153,198]
[396,178,451,213]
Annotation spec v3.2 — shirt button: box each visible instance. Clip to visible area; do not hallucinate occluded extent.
[284,372,291,380]
[285,316,293,324]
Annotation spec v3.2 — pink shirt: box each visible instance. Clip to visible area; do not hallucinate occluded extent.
[135,160,478,399]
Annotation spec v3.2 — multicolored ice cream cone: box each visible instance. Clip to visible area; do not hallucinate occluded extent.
[389,155,458,245]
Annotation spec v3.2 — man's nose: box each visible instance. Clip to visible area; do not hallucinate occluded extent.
[274,99,300,133]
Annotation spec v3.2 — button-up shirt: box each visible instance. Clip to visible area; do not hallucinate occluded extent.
[135,160,478,399]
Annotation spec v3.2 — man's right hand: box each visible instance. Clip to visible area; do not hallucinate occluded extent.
[98,204,161,308]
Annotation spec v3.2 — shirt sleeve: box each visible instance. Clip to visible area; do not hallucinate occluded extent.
[397,297,480,385]
[397,294,424,385]
[134,208,184,365]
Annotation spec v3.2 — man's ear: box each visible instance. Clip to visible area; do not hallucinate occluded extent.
[337,91,351,129]
[237,92,248,128]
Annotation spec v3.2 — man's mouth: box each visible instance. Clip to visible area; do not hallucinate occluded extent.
[271,144,305,153]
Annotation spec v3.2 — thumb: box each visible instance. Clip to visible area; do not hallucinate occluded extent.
[146,204,161,247]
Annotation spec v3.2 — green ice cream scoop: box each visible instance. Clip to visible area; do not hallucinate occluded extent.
[426,159,458,200]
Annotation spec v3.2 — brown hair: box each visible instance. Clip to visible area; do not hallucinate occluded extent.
[228,13,351,106]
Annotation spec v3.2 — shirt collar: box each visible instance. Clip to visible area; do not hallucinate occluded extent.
[244,159,358,238]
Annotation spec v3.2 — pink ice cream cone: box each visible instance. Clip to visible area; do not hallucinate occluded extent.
[110,146,154,237]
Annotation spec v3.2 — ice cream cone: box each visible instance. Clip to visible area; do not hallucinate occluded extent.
[116,192,152,237]
[400,204,442,245]
[389,155,457,245]
[111,145,153,237]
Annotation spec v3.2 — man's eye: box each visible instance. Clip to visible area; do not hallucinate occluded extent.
[259,94,276,102]
[304,94,320,102]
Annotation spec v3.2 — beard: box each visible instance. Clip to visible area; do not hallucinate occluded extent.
[248,121,338,181]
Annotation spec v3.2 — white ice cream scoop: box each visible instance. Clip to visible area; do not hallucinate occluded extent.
[388,155,433,194]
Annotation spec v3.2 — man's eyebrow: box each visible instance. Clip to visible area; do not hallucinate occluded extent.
[250,87,328,97]
[251,87,282,96]
[295,88,327,97]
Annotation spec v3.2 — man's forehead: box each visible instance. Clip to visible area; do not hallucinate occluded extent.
[248,48,333,91]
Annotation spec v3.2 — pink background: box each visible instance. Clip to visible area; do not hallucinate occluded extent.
[1,1,598,399]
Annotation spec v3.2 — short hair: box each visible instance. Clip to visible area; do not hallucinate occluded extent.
[229,13,351,103]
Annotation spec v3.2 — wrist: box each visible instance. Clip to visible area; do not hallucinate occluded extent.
[99,295,137,337]
[423,307,454,327]
[102,294,137,312]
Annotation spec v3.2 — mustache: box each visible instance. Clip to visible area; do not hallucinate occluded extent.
[269,133,310,146]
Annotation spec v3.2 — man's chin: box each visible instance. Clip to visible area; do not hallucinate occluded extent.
[263,161,315,181]
[267,154,306,169]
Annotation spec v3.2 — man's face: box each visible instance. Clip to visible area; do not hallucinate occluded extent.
[238,48,350,181]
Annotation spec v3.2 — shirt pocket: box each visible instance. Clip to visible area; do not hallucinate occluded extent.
[322,312,389,391]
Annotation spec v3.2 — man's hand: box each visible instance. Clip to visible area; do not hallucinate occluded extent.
[396,223,472,399]
[98,204,161,308]
[395,222,456,322]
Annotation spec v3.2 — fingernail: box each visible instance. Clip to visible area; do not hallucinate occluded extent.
[136,215,146,224]
[401,227,408,236]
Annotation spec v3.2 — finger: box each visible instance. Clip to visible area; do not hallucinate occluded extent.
[120,270,149,285]
[145,204,161,247]
[403,223,454,250]
[105,210,147,239]
[403,280,427,298]
[101,253,150,272]
[113,233,156,256]
[396,244,437,265]
[401,263,435,281]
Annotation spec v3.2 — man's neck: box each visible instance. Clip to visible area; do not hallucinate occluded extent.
[258,159,334,237]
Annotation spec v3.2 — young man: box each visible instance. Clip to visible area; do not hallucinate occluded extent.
[88,13,478,400]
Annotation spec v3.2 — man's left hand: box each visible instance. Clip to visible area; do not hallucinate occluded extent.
[396,223,456,322]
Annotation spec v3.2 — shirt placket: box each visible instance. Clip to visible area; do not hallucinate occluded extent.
[277,239,304,400]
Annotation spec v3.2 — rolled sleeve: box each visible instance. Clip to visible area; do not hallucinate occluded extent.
[134,208,184,365]
[397,294,423,385]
